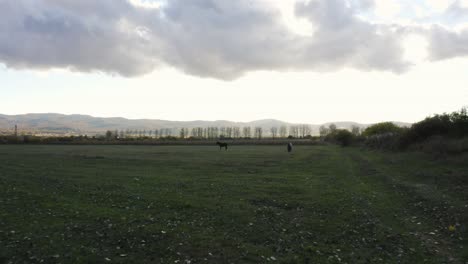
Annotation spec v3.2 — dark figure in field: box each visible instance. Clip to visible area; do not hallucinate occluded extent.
[216,141,228,151]
[287,142,293,153]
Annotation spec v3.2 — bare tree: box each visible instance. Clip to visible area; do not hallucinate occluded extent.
[190,127,203,138]
[233,127,241,138]
[226,127,233,138]
[207,127,219,139]
[220,127,227,138]
[254,127,263,139]
[207,127,213,139]
[242,126,251,138]
[329,124,337,133]
[270,127,278,139]
[319,125,329,137]
[300,124,311,138]
[290,126,299,138]
[279,125,287,138]
[179,128,188,139]
[163,128,172,137]
[194,127,201,138]
[197,127,203,138]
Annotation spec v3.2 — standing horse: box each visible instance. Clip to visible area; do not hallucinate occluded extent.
[216,141,228,151]
[287,142,293,153]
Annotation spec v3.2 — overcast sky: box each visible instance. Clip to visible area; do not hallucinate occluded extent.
[1,0,467,124]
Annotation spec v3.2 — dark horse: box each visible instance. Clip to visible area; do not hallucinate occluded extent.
[216,141,228,151]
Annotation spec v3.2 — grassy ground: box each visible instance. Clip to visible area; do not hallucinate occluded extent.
[0,145,466,263]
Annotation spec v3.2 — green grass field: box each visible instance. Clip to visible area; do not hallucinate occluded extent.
[0,145,467,263]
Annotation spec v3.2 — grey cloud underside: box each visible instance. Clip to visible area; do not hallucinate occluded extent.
[0,0,466,79]
[0,0,161,76]
[425,1,468,61]
[295,0,408,73]
[428,26,468,61]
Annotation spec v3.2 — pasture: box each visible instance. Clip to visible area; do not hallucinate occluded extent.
[0,145,467,263]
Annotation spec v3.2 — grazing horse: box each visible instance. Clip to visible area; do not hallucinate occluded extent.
[216,141,228,151]
[287,142,293,153]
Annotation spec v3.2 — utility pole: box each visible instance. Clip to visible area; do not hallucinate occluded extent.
[14,124,17,137]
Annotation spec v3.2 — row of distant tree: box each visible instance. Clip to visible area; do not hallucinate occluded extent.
[103,124,316,140]
[0,124,320,143]
[1,123,363,143]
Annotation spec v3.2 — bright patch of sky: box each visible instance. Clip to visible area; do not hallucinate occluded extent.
[128,0,164,9]
[364,0,468,26]
[403,34,429,63]
[270,0,315,36]
[2,58,467,124]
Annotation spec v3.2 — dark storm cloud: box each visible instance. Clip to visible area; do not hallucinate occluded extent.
[0,0,466,79]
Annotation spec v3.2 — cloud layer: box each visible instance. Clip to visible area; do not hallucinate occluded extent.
[0,0,467,79]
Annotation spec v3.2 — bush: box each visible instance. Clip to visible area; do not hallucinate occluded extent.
[23,135,42,144]
[365,133,402,150]
[361,122,406,150]
[325,129,355,147]
[334,130,354,146]
[362,122,404,137]
[362,108,468,152]
[401,108,468,146]
[410,136,468,155]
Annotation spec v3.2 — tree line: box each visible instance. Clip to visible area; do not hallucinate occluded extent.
[104,124,315,140]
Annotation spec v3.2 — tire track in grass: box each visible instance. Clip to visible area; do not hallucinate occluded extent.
[345,148,464,263]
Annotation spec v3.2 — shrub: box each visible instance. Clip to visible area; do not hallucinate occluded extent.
[411,136,468,155]
[334,129,354,147]
[325,129,355,147]
[402,108,468,145]
[365,133,403,150]
[362,122,404,137]
[362,108,468,152]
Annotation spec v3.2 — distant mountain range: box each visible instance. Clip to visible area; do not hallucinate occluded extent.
[0,113,411,136]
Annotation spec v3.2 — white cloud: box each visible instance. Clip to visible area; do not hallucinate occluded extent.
[0,0,467,80]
